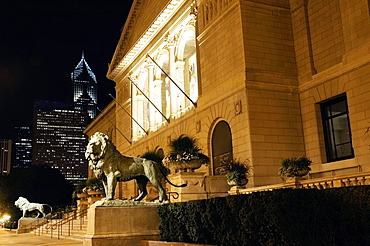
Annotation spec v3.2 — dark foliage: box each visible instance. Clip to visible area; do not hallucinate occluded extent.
[169,135,200,154]
[141,151,164,164]
[158,186,370,246]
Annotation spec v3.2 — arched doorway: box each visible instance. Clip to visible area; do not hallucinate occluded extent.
[211,120,233,175]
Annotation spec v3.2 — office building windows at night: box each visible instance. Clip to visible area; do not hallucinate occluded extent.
[13,126,33,169]
[0,139,12,175]
[33,100,89,185]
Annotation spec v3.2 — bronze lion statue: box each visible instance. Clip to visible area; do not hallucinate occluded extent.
[85,132,186,202]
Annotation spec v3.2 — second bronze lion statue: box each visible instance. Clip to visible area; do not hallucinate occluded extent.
[85,132,186,202]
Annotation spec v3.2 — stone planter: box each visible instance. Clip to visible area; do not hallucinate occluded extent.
[293,169,309,177]
[227,178,248,187]
[164,160,204,173]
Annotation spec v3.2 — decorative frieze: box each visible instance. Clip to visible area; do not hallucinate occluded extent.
[199,0,234,29]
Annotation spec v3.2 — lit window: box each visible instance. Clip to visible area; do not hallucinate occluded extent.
[320,94,354,162]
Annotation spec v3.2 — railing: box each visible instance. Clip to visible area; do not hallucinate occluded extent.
[28,208,87,239]
[150,189,180,202]
[229,171,370,195]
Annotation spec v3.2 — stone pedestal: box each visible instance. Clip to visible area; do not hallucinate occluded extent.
[167,172,230,202]
[17,217,46,234]
[284,176,307,188]
[205,175,230,198]
[83,201,160,246]
[168,172,208,202]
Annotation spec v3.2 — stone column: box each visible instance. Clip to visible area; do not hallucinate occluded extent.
[153,79,163,126]
[175,60,185,111]
[147,62,155,131]
[136,95,145,136]
[131,82,138,141]
[168,41,178,118]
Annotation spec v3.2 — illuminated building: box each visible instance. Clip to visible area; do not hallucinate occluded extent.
[13,126,32,169]
[33,100,89,184]
[85,0,370,200]
[71,52,98,120]
[0,139,12,175]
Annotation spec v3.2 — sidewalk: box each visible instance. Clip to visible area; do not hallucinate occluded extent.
[0,229,83,246]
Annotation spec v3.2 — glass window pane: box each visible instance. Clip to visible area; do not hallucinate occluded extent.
[321,95,354,162]
[330,100,346,117]
[332,115,351,144]
[336,143,353,159]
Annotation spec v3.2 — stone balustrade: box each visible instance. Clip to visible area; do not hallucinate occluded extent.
[229,171,370,195]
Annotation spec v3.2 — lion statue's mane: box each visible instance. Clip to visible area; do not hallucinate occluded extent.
[85,132,186,202]
[14,197,52,218]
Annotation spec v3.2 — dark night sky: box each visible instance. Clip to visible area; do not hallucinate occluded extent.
[0,0,133,139]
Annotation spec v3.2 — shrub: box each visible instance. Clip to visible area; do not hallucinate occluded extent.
[158,186,370,246]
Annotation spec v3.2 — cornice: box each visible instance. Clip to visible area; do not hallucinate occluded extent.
[107,0,190,81]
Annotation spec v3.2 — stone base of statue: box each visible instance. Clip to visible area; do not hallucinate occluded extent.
[17,217,47,234]
[82,199,160,246]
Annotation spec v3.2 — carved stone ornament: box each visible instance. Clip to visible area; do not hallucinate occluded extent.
[235,100,242,115]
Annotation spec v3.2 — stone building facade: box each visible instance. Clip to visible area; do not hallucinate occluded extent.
[84,0,370,200]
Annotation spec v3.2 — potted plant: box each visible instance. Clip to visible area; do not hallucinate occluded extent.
[162,135,210,173]
[225,159,251,187]
[74,181,88,198]
[278,156,312,181]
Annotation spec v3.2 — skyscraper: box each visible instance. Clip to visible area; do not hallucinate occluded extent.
[13,126,32,169]
[0,139,12,175]
[33,101,89,184]
[71,52,98,120]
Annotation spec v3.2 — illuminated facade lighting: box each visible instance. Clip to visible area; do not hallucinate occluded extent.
[113,0,188,73]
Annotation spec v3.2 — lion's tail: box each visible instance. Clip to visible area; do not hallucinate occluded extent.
[159,165,187,188]
[164,175,188,188]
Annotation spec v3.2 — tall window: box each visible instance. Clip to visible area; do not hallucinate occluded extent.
[321,94,354,162]
[212,121,232,175]
[130,20,198,140]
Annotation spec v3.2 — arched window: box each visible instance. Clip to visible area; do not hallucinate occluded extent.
[133,67,149,139]
[211,121,233,175]
[130,18,198,141]
[176,25,198,109]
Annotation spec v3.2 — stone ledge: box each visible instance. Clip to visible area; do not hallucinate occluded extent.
[141,240,216,246]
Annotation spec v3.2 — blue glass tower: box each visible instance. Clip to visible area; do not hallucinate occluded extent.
[71,52,97,119]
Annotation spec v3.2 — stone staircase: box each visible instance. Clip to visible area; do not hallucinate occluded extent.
[31,209,87,241]
[55,216,87,241]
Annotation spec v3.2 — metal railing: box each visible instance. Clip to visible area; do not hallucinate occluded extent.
[27,208,87,239]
